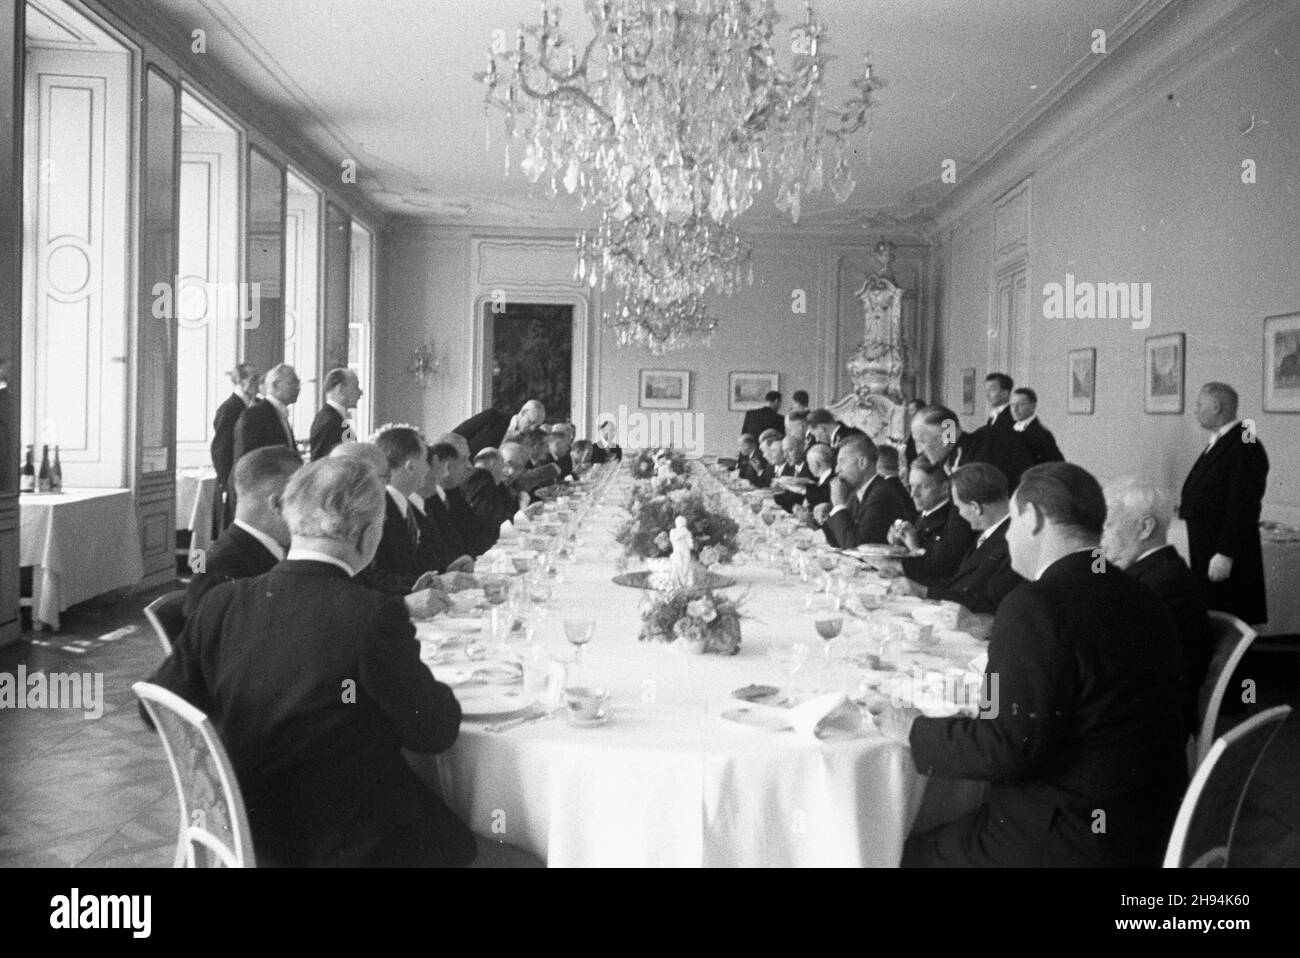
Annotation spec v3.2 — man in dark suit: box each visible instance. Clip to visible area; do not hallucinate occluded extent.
[1180,382,1270,625]
[453,399,546,457]
[889,463,1022,615]
[733,434,761,483]
[415,439,483,571]
[1103,477,1213,731]
[233,363,301,464]
[308,368,362,461]
[210,363,260,532]
[1010,387,1064,464]
[424,432,497,556]
[463,448,524,531]
[910,404,984,478]
[823,435,915,548]
[740,390,785,441]
[148,456,476,867]
[773,434,814,512]
[745,429,783,489]
[801,443,836,517]
[590,417,622,464]
[184,446,302,618]
[884,462,1186,867]
[969,373,1035,490]
[887,459,975,586]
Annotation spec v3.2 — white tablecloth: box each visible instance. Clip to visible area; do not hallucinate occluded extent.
[19,489,145,630]
[413,478,986,867]
[1167,519,1300,635]
[176,470,218,553]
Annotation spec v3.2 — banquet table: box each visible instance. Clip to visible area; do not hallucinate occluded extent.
[176,469,219,555]
[1167,518,1300,636]
[19,488,145,630]
[410,467,988,868]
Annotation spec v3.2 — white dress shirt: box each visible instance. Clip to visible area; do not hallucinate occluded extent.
[232,519,285,562]
[1012,414,1036,433]
[387,486,410,518]
[285,547,356,578]
[1203,419,1241,454]
[976,513,1011,548]
[988,403,1008,425]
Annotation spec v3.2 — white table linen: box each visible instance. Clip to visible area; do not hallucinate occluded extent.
[20,489,145,630]
[176,469,218,554]
[412,476,986,867]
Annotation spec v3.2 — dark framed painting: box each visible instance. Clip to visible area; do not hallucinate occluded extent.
[1144,333,1184,414]
[960,368,976,415]
[1067,348,1095,415]
[728,371,779,411]
[639,369,691,410]
[1263,312,1300,412]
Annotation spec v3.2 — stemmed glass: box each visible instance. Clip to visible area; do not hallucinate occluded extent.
[769,638,811,698]
[563,619,596,682]
[816,551,840,592]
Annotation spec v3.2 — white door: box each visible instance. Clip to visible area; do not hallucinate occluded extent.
[176,98,240,469]
[284,177,320,438]
[22,46,131,486]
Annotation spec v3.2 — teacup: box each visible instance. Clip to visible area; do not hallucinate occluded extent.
[563,686,610,724]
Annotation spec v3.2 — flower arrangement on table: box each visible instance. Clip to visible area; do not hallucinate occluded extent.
[629,471,691,503]
[615,489,740,563]
[629,447,687,480]
[639,587,743,655]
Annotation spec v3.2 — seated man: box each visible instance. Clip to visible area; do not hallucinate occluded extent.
[590,416,623,464]
[885,458,975,586]
[823,435,914,548]
[340,426,446,595]
[506,432,563,493]
[542,429,574,480]
[773,434,813,512]
[148,456,477,867]
[800,442,836,525]
[571,439,594,476]
[882,462,1186,867]
[428,432,499,555]
[463,447,524,530]
[746,429,783,489]
[889,463,1022,615]
[732,434,760,481]
[1102,476,1212,731]
[412,440,476,574]
[184,446,302,619]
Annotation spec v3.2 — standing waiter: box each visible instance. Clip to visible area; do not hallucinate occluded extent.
[211,363,260,533]
[1179,382,1270,625]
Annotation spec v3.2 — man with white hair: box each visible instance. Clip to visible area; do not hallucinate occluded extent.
[148,456,476,867]
[462,447,521,530]
[1180,381,1270,625]
[233,362,301,462]
[1103,477,1212,729]
[453,399,546,456]
[211,362,261,531]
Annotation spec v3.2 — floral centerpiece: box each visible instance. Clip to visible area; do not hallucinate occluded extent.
[639,587,742,655]
[616,488,740,563]
[629,447,687,479]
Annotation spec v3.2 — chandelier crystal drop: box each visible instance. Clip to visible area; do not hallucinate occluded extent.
[476,0,885,348]
[605,292,719,354]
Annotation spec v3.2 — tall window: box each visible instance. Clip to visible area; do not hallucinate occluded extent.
[349,222,373,438]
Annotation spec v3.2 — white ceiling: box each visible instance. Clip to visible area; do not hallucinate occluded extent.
[136,0,1166,227]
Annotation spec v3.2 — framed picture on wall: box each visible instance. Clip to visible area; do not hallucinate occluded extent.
[1067,348,1096,415]
[728,372,779,411]
[639,369,691,410]
[1144,333,1185,414]
[1263,312,1300,412]
[960,368,976,415]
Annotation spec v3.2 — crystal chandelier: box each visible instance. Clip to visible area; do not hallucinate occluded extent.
[476,0,885,345]
[605,292,718,353]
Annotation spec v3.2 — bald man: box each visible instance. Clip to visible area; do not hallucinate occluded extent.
[234,363,301,462]
[310,368,362,461]
[453,399,547,457]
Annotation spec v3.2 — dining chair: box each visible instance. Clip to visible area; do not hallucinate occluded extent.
[1194,611,1259,768]
[1163,704,1290,867]
[143,589,187,657]
[133,681,255,868]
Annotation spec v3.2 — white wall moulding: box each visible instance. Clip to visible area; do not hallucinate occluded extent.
[475,240,584,292]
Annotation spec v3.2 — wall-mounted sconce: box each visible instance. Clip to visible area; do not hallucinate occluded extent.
[407,342,439,389]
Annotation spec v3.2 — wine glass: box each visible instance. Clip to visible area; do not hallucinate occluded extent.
[768,638,811,697]
[563,619,596,680]
[816,551,840,592]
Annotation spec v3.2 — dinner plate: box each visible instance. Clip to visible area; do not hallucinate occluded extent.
[612,570,737,590]
[721,707,792,731]
[853,543,926,559]
[440,662,524,687]
[457,687,534,717]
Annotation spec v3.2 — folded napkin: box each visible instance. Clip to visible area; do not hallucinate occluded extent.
[787,692,864,740]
